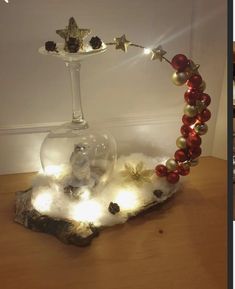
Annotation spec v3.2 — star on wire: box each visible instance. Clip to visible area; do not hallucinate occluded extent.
[151,45,166,61]
[114,34,131,52]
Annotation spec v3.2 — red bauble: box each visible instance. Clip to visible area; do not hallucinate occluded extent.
[174,149,188,162]
[199,93,211,106]
[189,146,202,159]
[197,109,211,122]
[182,115,196,126]
[177,164,190,176]
[187,75,202,89]
[186,133,201,147]
[167,172,180,184]
[171,54,188,71]
[184,89,199,105]
[155,164,168,177]
[180,125,193,137]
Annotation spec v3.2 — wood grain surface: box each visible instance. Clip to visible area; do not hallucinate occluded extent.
[0,157,227,289]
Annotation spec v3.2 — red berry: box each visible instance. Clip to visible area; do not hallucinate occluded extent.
[177,164,190,176]
[184,89,199,105]
[171,54,188,71]
[155,164,168,177]
[186,133,201,147]
[167,172,180,184]
[180,125,193,137]
[199,93,211,106]
[174,149,188,162]
[182,115,196,126]
[187,75,202,89]
[189,147,202,159]
[197,109,211,122]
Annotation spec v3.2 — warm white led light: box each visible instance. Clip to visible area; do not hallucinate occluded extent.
[80,189,91,201]
[144,48,151,55]
[4,0,9,3]
[115,189,139,211]
[44,165,63,177]
[70,200,102,223]
[32,192,53,213]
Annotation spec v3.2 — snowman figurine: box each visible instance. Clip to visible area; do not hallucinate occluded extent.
[70,143,91,186]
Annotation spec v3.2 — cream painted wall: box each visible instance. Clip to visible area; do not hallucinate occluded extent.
[212,63,227,160]
[0,0,227,174]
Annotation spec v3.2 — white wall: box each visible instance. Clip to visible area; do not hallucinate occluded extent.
[0,0,227,174]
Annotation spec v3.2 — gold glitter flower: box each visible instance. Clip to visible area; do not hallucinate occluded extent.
[120,162,154,185]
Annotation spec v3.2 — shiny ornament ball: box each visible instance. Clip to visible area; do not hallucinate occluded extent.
[167,172,180,184]
[155,164,168,177]
[176,136,187,149]
[177,164,190,176]
[171,54,188,70]
[190,158,199,166]
[180,125,193,137]
[189,146,202,159]
[184,104,198,117]
[182,115,196,126]
[195,100,207,113]
[166,158,178,171]
[197,109,211,122]
[174,149,188,162]
[199,93,211,107]
[172,72,188,86]
[184,89,199,105]
[187,74,202,89]
[186,133,201,147]
[194,123,208,135]
[199,80,206,92]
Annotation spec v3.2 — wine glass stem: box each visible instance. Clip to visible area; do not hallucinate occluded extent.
[66,61,87,127]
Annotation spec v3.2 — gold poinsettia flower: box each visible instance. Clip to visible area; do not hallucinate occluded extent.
[120,162,154,185]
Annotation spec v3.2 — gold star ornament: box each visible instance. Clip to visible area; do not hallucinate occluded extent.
[151,45,166,61]
[120,162,154,186]
[56,17,91,50]
[114,34,131,52]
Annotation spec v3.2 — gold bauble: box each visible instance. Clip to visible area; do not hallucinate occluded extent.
[176,136,187,149]
[194,123,208,135]
[166,158,177,171]
[190,158,199,167]
[196,100,206,113]
[184,104,197,117]
[172,72,188,86]
[199,80,206,92]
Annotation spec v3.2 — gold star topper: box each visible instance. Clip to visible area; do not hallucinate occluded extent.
[120,162,154,186]
[151,45,166,61]
[56,17,91,50]
[114,34,131,52]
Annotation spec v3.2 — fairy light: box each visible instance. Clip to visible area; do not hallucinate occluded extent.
[144,48,151,55]
[32,191,53,213]
[44,165,63,177]
[80,188,91,201]
[4,0,9,3]
[115,189,139,211]
[70,200,102,223]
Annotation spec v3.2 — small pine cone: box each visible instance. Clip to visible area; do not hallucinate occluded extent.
[89,36,102,49]
[67,37,80,53]
[108,202,120,215]
[45,41,57,52]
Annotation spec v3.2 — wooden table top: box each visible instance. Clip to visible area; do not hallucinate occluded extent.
[0,157,227,289]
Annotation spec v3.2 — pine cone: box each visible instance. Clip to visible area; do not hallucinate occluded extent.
[67,37,80,53]
[108,202,120,215]
[45,41,57,52]
[89,36,102,49]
